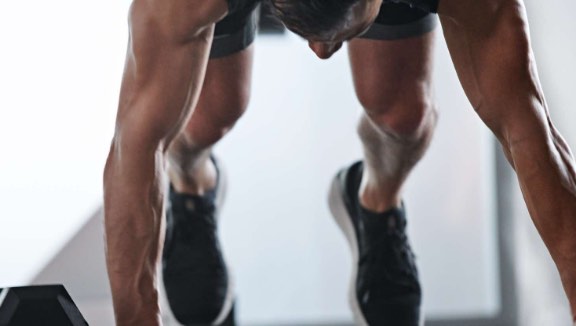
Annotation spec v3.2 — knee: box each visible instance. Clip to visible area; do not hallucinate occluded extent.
[207,84,251,129]
[357,89,437,137]
[181,84,251,146]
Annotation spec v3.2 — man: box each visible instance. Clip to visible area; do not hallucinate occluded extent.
[103,0,576,326]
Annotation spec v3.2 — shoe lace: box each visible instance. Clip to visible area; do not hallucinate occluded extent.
[361,215,419,289]
[181,198,217,233]
[167,197,222,266]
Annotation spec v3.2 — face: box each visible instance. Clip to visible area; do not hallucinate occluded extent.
[307,0,381,59]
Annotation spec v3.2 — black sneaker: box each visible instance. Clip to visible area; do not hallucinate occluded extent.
[328,161,422,326]
[162,156,235,325]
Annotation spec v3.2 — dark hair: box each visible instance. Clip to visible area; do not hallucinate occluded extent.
[270,0,359,39]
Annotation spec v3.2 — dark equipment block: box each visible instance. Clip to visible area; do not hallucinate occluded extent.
[0,284,88,326]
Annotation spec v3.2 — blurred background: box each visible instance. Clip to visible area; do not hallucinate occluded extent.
[0,0,574,325]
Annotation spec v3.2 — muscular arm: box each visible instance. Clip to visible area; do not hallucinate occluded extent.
[438,0,576,319]
[103,0,227,325]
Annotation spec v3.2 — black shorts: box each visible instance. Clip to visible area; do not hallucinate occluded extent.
[388,0,440,13]
[359,2,438,41]
[210,2,260,58]
[210,0,439,58]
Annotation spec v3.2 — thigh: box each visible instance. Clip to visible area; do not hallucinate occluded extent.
[350,2,436,114]
[180,4,257,137]
[183,44,254,136]
[348,31,435,118]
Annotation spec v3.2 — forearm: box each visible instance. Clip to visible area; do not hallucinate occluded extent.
[506,106,576,317]
[104,145,165,326]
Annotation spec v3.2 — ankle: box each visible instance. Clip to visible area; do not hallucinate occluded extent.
[169,158,217,195]
[359,185,401,213]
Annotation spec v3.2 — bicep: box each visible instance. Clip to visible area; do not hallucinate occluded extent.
[116,0,227,145]
[439,0,539,111]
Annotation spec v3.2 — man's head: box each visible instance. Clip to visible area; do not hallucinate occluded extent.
[270,0,382,59]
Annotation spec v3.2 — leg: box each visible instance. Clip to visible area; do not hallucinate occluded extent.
[438,0,576,318]
[161,45,253,325]
[330,8,437,325]
[160,7,257,325]
[167,45,253,195]
[102,0,227,324]
[349,31,437,213]
[167,5,257,194]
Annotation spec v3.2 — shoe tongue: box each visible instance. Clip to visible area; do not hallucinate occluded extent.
[170,186,217,214]
[360,205,407,235]
[348,162,408,233]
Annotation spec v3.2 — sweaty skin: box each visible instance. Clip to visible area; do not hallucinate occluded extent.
[307,0,576,319]
[438,0,576,318]
[104,0,576,324]
[167,46,254,196]
[103,0,228,324]
[348,32,437,212]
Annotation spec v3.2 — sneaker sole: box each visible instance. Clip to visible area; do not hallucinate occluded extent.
[328,169,424,326]
[328,170,370,326]
[211,157,235,326]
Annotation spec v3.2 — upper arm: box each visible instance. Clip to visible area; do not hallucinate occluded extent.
[439,0,537,111]
[129,0,229,43]
[115,0,230,145]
